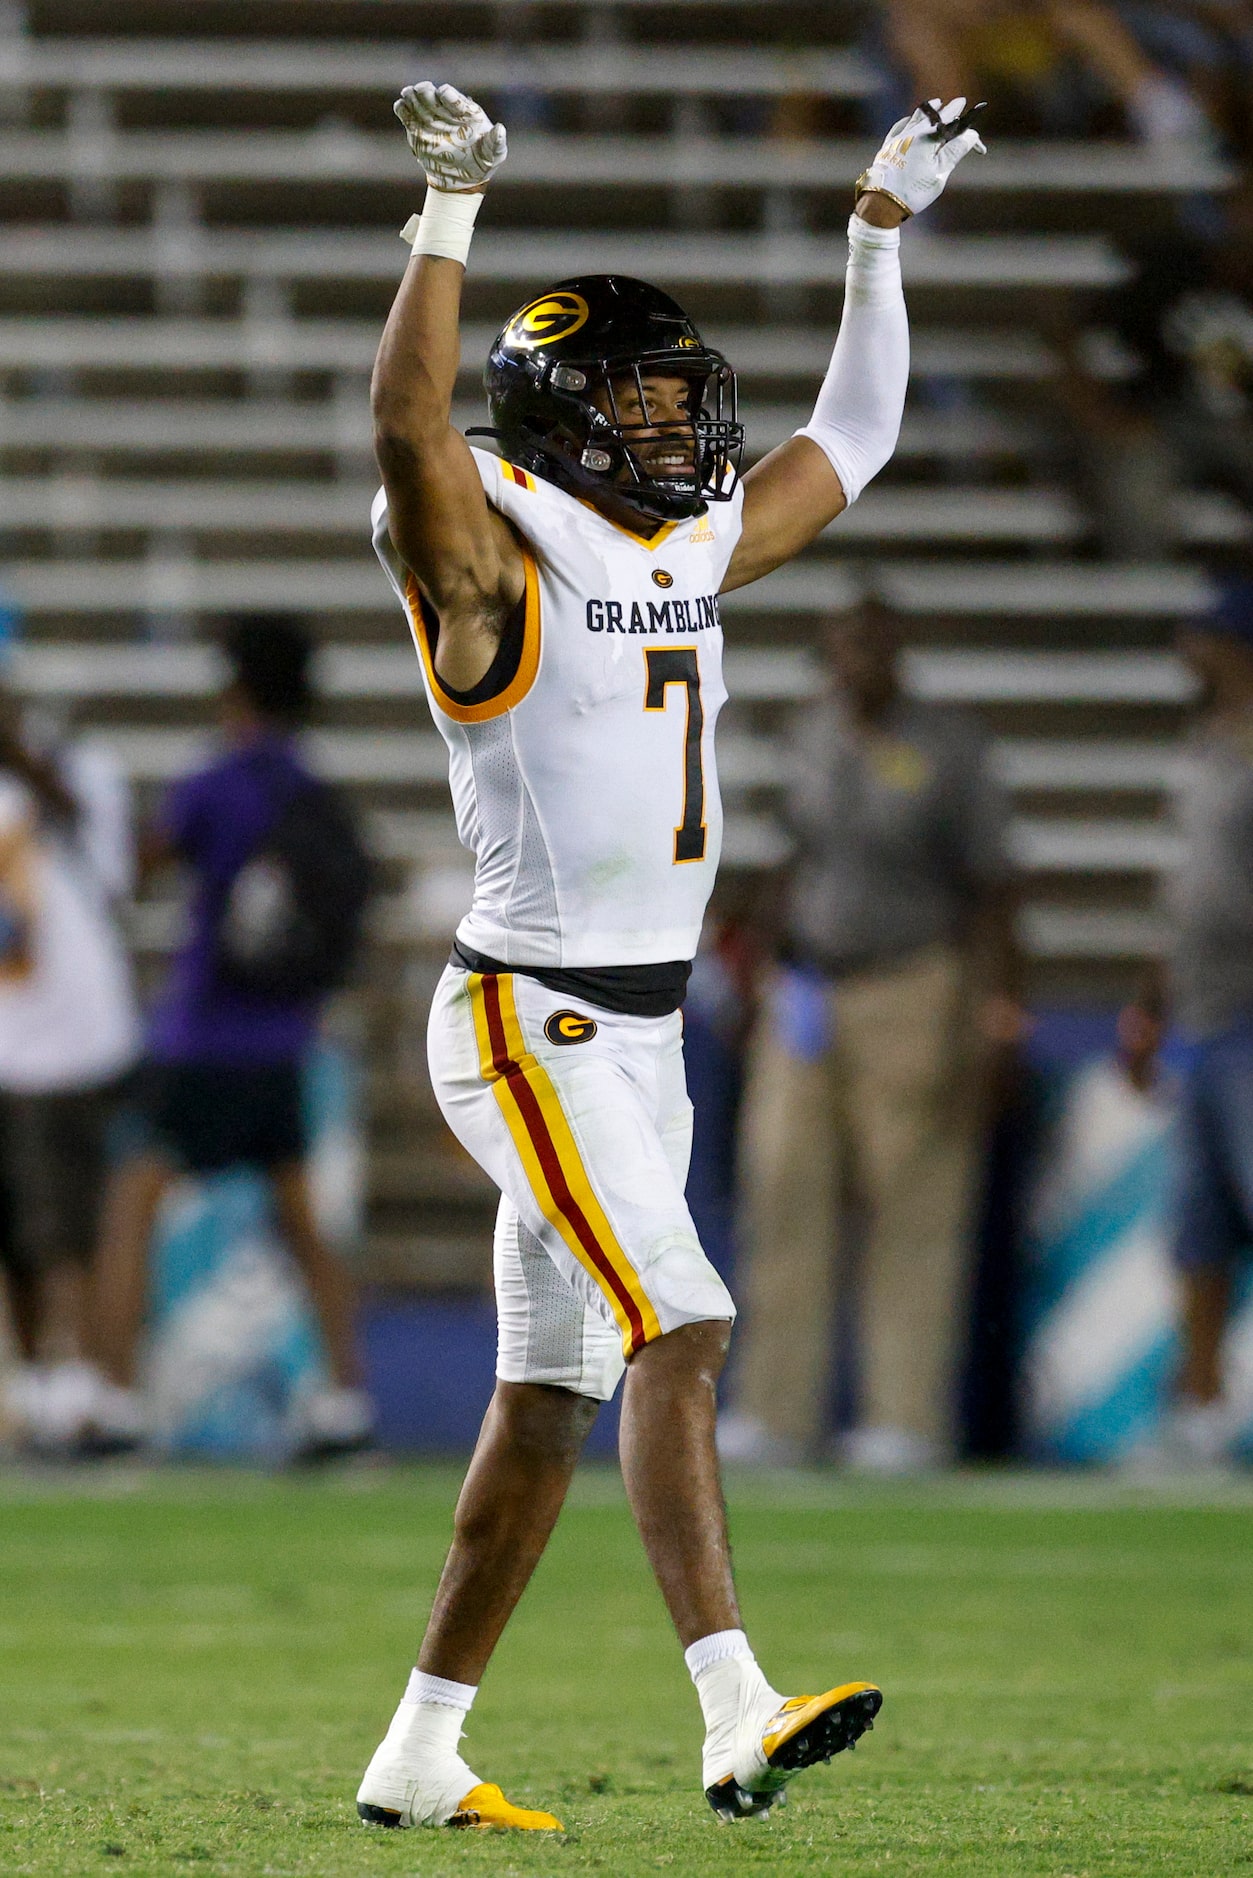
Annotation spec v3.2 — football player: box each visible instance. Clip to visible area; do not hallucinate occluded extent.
[359,83,985,1832]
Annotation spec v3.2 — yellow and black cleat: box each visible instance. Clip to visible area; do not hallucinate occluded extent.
[447,1783,564,1831]
[359,1783,563,1832]
[704,1682,883,1823]
[358,1783,562,1832]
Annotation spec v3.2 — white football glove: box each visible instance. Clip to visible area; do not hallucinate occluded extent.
[857,96,986,217]
[394,81,507,192]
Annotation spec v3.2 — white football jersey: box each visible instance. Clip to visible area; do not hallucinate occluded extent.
[372,447,744,967]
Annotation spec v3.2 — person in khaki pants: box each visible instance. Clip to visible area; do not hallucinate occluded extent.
[721,603,1024,1473]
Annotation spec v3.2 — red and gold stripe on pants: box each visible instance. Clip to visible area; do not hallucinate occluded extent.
[467,972,661,1357]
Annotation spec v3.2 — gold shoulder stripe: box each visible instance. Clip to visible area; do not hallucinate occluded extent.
[406,551,541,725]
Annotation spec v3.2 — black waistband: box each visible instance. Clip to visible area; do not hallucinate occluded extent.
[450,941,691,1017]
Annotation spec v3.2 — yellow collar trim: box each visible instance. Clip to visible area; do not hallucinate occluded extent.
[576,497,685,551]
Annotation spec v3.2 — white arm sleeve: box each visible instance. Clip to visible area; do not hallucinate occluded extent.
[793,214,909,508]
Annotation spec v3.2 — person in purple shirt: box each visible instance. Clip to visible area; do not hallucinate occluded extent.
[148,727,321,1071]
[84,616,372,1460]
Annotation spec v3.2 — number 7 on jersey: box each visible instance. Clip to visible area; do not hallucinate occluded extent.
[644,647,707,865]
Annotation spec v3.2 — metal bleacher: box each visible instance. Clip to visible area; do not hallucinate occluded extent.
[0,0,1238,1285]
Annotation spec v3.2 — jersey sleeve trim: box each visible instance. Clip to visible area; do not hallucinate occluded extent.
[405,547,541,724]
[501,462,537,492]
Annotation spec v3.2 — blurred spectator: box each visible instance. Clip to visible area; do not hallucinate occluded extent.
[1039,44,1248,557]
[1127,578,1253,1467]
[1120,2,1253,162]
[1076,180,1253,559]
[682,901,766,1290]
[720,603,1024,1473]
[86,615,374,1461]
[0,691,141,1455]
[879,0,1217,153]
[1020,993,1172,1466]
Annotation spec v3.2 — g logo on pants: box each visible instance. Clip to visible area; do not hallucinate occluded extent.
[544,1009,598,1046]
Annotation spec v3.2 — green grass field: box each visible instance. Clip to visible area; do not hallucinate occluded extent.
[0,1464,1250,1877]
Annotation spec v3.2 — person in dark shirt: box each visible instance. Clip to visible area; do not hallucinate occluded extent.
[722,602,1024,1473]
[86,616,372,1459]
[1066,181,1253,558]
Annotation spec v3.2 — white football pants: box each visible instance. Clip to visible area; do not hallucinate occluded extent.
[427,964,735,1401]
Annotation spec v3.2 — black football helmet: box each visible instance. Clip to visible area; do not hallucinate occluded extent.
[476,275,744,525]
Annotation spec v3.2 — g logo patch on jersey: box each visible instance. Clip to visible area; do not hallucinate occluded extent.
[504,292,590,351]
[544,1009,598,1046]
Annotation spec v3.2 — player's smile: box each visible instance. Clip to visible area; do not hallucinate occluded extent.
[597,374,697,479]
[636,440,695,474]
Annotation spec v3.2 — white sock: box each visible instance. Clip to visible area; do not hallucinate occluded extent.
[403,1669,477,1710]
[685,1630,779,1790]
[685,1628,754,1678]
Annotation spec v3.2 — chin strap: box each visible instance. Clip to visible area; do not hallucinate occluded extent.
[483,433,702,523]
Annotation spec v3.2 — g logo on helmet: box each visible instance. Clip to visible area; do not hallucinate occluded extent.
[505,292,591,351]
[544,1009,598,1046]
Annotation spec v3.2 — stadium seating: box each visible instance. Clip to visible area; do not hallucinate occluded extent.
[0,126,1227,194]
[0,37,878,104]
[0,0,1238,1284]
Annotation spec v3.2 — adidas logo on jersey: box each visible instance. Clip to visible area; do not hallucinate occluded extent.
[585,594,721,635]
[688,523,716,543]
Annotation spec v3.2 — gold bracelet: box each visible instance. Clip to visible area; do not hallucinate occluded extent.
[854,172,913,218]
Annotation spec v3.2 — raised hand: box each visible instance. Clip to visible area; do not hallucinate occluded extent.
[856,97,987,218]
[395,81,507,193]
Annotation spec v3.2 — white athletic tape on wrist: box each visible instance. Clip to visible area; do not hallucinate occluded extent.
[400,188,484,263]
[848,211,902,251]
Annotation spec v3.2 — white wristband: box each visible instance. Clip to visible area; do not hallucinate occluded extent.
[848,211,901,250]
[399,188,484,264]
